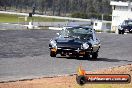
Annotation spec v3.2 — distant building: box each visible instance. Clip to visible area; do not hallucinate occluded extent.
[110,1,132,31]
[93,20,111,31]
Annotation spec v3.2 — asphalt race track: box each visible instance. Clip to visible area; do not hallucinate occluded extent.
[0,30,132,82]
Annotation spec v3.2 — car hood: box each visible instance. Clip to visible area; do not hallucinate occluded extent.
[55,37,93,47]
[57,37,89,43]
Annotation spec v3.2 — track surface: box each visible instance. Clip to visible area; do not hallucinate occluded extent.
[0,30,132,81]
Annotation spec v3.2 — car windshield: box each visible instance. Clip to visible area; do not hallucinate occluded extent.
[60,27,93,40]
[123,20,132,25]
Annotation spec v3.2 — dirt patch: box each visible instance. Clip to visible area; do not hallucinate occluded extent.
[0,64,132,88]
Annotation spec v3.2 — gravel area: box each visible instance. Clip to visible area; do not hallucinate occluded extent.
[0,64,132,88]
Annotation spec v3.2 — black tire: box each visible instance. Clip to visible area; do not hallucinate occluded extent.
[118,30,121,34]
[92,52,98,59]
[76,76,86,85]
[129,30,132,33]
[50,51,56,57]
[122,30,124,34]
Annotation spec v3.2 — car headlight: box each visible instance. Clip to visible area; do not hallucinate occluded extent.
[50,40,57,48]
[82,43,89,49]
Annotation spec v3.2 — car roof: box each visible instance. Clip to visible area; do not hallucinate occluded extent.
[65,24,80,27]
[66,26,94,34]
[68,26,93,31]
[124,20,132,22]
[62,26,93,31]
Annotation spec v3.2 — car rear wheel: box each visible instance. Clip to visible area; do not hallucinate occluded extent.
[92,52,98,59]
[50,51,56,57]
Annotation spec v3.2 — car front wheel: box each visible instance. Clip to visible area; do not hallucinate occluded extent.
[129,30,132,33]
[50,51,56,57]
[118,30,121,34]
[118,30,124,34]
[92,52,98,59]
[120,29,124,34]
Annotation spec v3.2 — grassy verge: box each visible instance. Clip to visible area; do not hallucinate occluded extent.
[95,30,115,33]
[0,14,20,23]
[0,13,65,23]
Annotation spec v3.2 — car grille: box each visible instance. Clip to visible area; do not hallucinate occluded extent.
[57,43,81,50]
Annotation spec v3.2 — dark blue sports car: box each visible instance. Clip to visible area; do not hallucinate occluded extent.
[49,26,101,59]
[118,20,132,34]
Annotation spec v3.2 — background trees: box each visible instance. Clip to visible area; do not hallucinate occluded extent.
[0,0,130,20]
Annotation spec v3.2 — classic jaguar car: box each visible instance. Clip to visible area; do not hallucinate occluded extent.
[49,26,101,59]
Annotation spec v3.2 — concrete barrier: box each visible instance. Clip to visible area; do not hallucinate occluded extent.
[49,27,62,30]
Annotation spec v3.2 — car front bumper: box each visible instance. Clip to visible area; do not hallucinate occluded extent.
[51,47,93,56]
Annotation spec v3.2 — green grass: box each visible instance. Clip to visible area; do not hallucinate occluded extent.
[106,30,115,33]
[95,30,115,33]
[0,13,65,23]
[95,30,103,32]
[32,16,65,22]
[0,14,20,22]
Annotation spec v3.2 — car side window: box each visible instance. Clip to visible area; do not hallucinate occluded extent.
[122,21,126,25]
[128,21,132,25]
